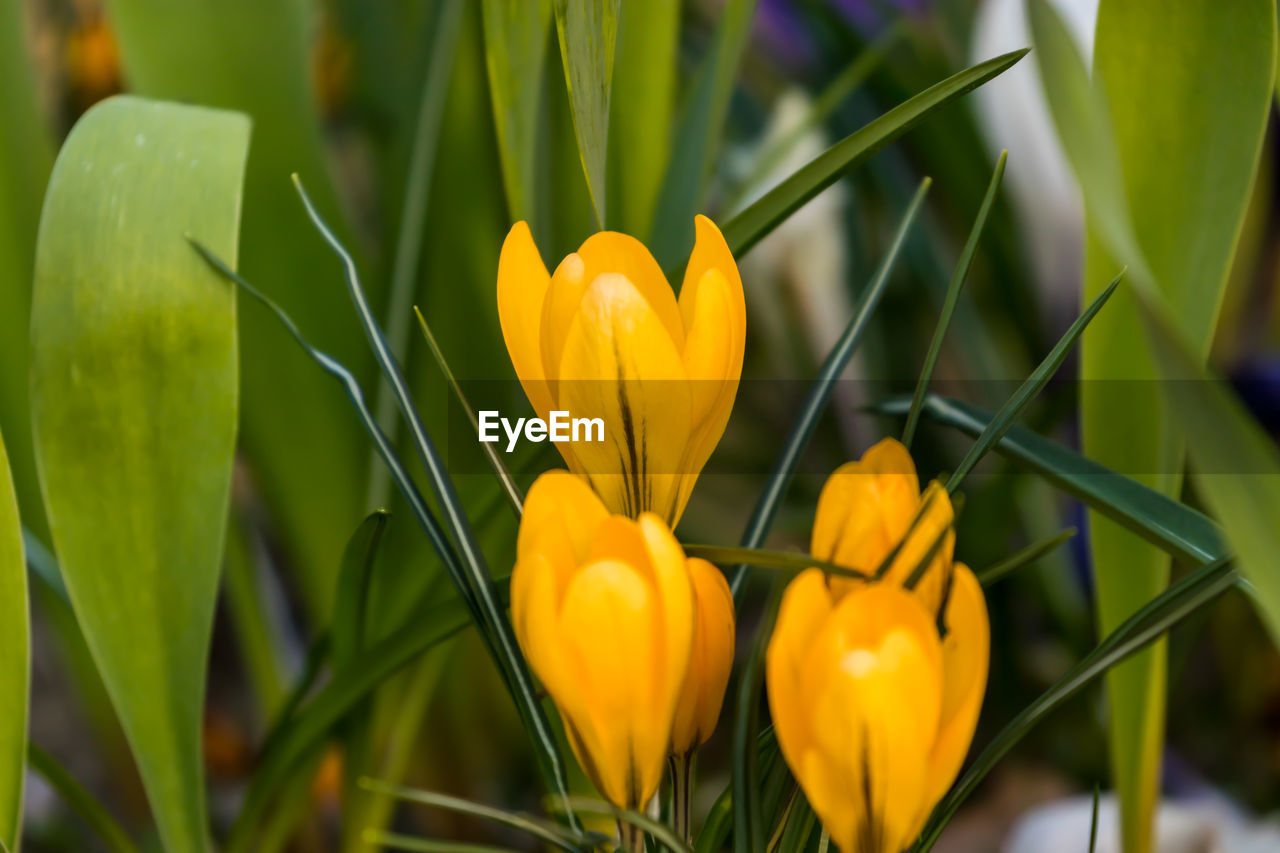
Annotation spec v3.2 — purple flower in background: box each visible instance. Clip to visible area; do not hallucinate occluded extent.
[756,0,928,66]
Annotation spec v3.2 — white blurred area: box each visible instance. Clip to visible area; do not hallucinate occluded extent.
[970,0,1099,326]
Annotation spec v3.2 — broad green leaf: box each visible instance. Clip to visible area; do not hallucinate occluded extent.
[0,0,54,539]
[720,49,1028,258]
[30,95,248,853]
[729,179,930,601]
[1029,2,1275,849]
[1137,297,1280,643]
[107,0,373,620]
[649,0,759,267]
[0,432,27,848]
[482,0,554,224]
[553,0,620,228]
[609,0,679,236]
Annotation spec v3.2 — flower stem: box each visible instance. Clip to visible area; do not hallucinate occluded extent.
[618,818,646,853]
[669,752,694,843]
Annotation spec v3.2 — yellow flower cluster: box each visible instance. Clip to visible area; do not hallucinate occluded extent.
[497,222,989,853]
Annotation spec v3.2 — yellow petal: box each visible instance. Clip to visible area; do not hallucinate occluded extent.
[674,266,743,521]
[497,221,557,422]
[510,551,575,705]
[925,564,989,809]
[882,481,955,618]
[766,569,834,778]
[539,252,591,402]
[555,559,665,808]
[578,230,685,350]
[670,558,735,754]
[557,273,692,523]
[518,470,609,564]
[637,513,695,715]
[810,438,921,570]
[679,215,745,344]
[802,585,943,853]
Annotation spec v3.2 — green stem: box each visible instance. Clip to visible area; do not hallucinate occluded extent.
[618,818,647,853]
[670,752,694,844]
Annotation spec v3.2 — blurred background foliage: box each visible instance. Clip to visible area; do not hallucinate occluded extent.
[4,0,1280,850]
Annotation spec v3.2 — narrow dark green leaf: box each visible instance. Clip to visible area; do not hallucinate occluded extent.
[414,307,524,515]
[945,271,1123,491]
[729,178,930,601]
[649,0,759,267]
[358,778,586,853]
[976,528,1077,587]
[874,394,1227,567]
[29,744,141,853]
[553,0,619,227]
[1089,784,1101,853]
[32,96,247,853]
[734,586,782,853]
[683,544,866,580]
[331,511,391,671]
[482,0,553,224]
[363,831,523,853]
[553,797,692,853]
[913,558,1238,851]
[0,434,27,848]
[903,151,1006,448]
[721,49,1027,257]
[367,0,466,507]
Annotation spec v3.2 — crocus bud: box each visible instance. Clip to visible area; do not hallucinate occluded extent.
[810,437,956,615]
[496,217,746,526]
[766,566,989,853]
[669,558,735,756]
[511,470,695,809]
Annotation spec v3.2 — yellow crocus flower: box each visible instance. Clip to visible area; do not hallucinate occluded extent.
[766,567,989,853]
[497,217,746,526]
[810,437,956,616]
[670,558,736,757]
[511,470,696,810]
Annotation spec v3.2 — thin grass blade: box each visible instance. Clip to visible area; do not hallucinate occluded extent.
[903,151,1006,448]
[553,797,693,853]
[684,544,866,580]
[729,178,930,601]
[976,528,1077,587]
[29,744,140,853]
[733,585,782,853]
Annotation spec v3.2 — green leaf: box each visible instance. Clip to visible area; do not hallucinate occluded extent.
[1137,297,1280,643]
[362,831,524,853]
[609,0,679,236]
[1029,3,1275,849]
[729,180,931,601]
[107,0,374,620]
[28,744,140,853]
[332,511,391,671]
[553,0,620,228]
[683,544,866,580]
[720,49,1028,258]
[733,587,781,853]
[975,528,1077,588]
[913,558,1238,851]
[649,0,758,267]
[0,432,27,848]
[552,797,693,853]
[482,0,554,225]
[903,150,1006,449]
[946,270,1122,491]
[0,0,54,540]
[30,95,248,853]
[875,394,1227,567]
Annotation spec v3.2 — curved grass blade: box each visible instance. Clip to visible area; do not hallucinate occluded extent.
[976,527,1077,587]
[551,797,692,853]
[332,511,391,670]
[367,0,466,508]
[29,744,140,853]
[683,544,866,580]
[32,96,247,853]
[945,271,1123,492]
[912,558,1238,851]
[729,179,930,601]
[874,394,1227,567]
[903,151,1006,449]
[0,434,26,848]
[414,307,524,515]
[482,0,553,225]
[649,0,759,267]
[553,0,619,228]
[721,49,1027,257]
[363,831,524,853]
[359,778,587,853]
[20,528,65,602]
[290,177,577,829]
